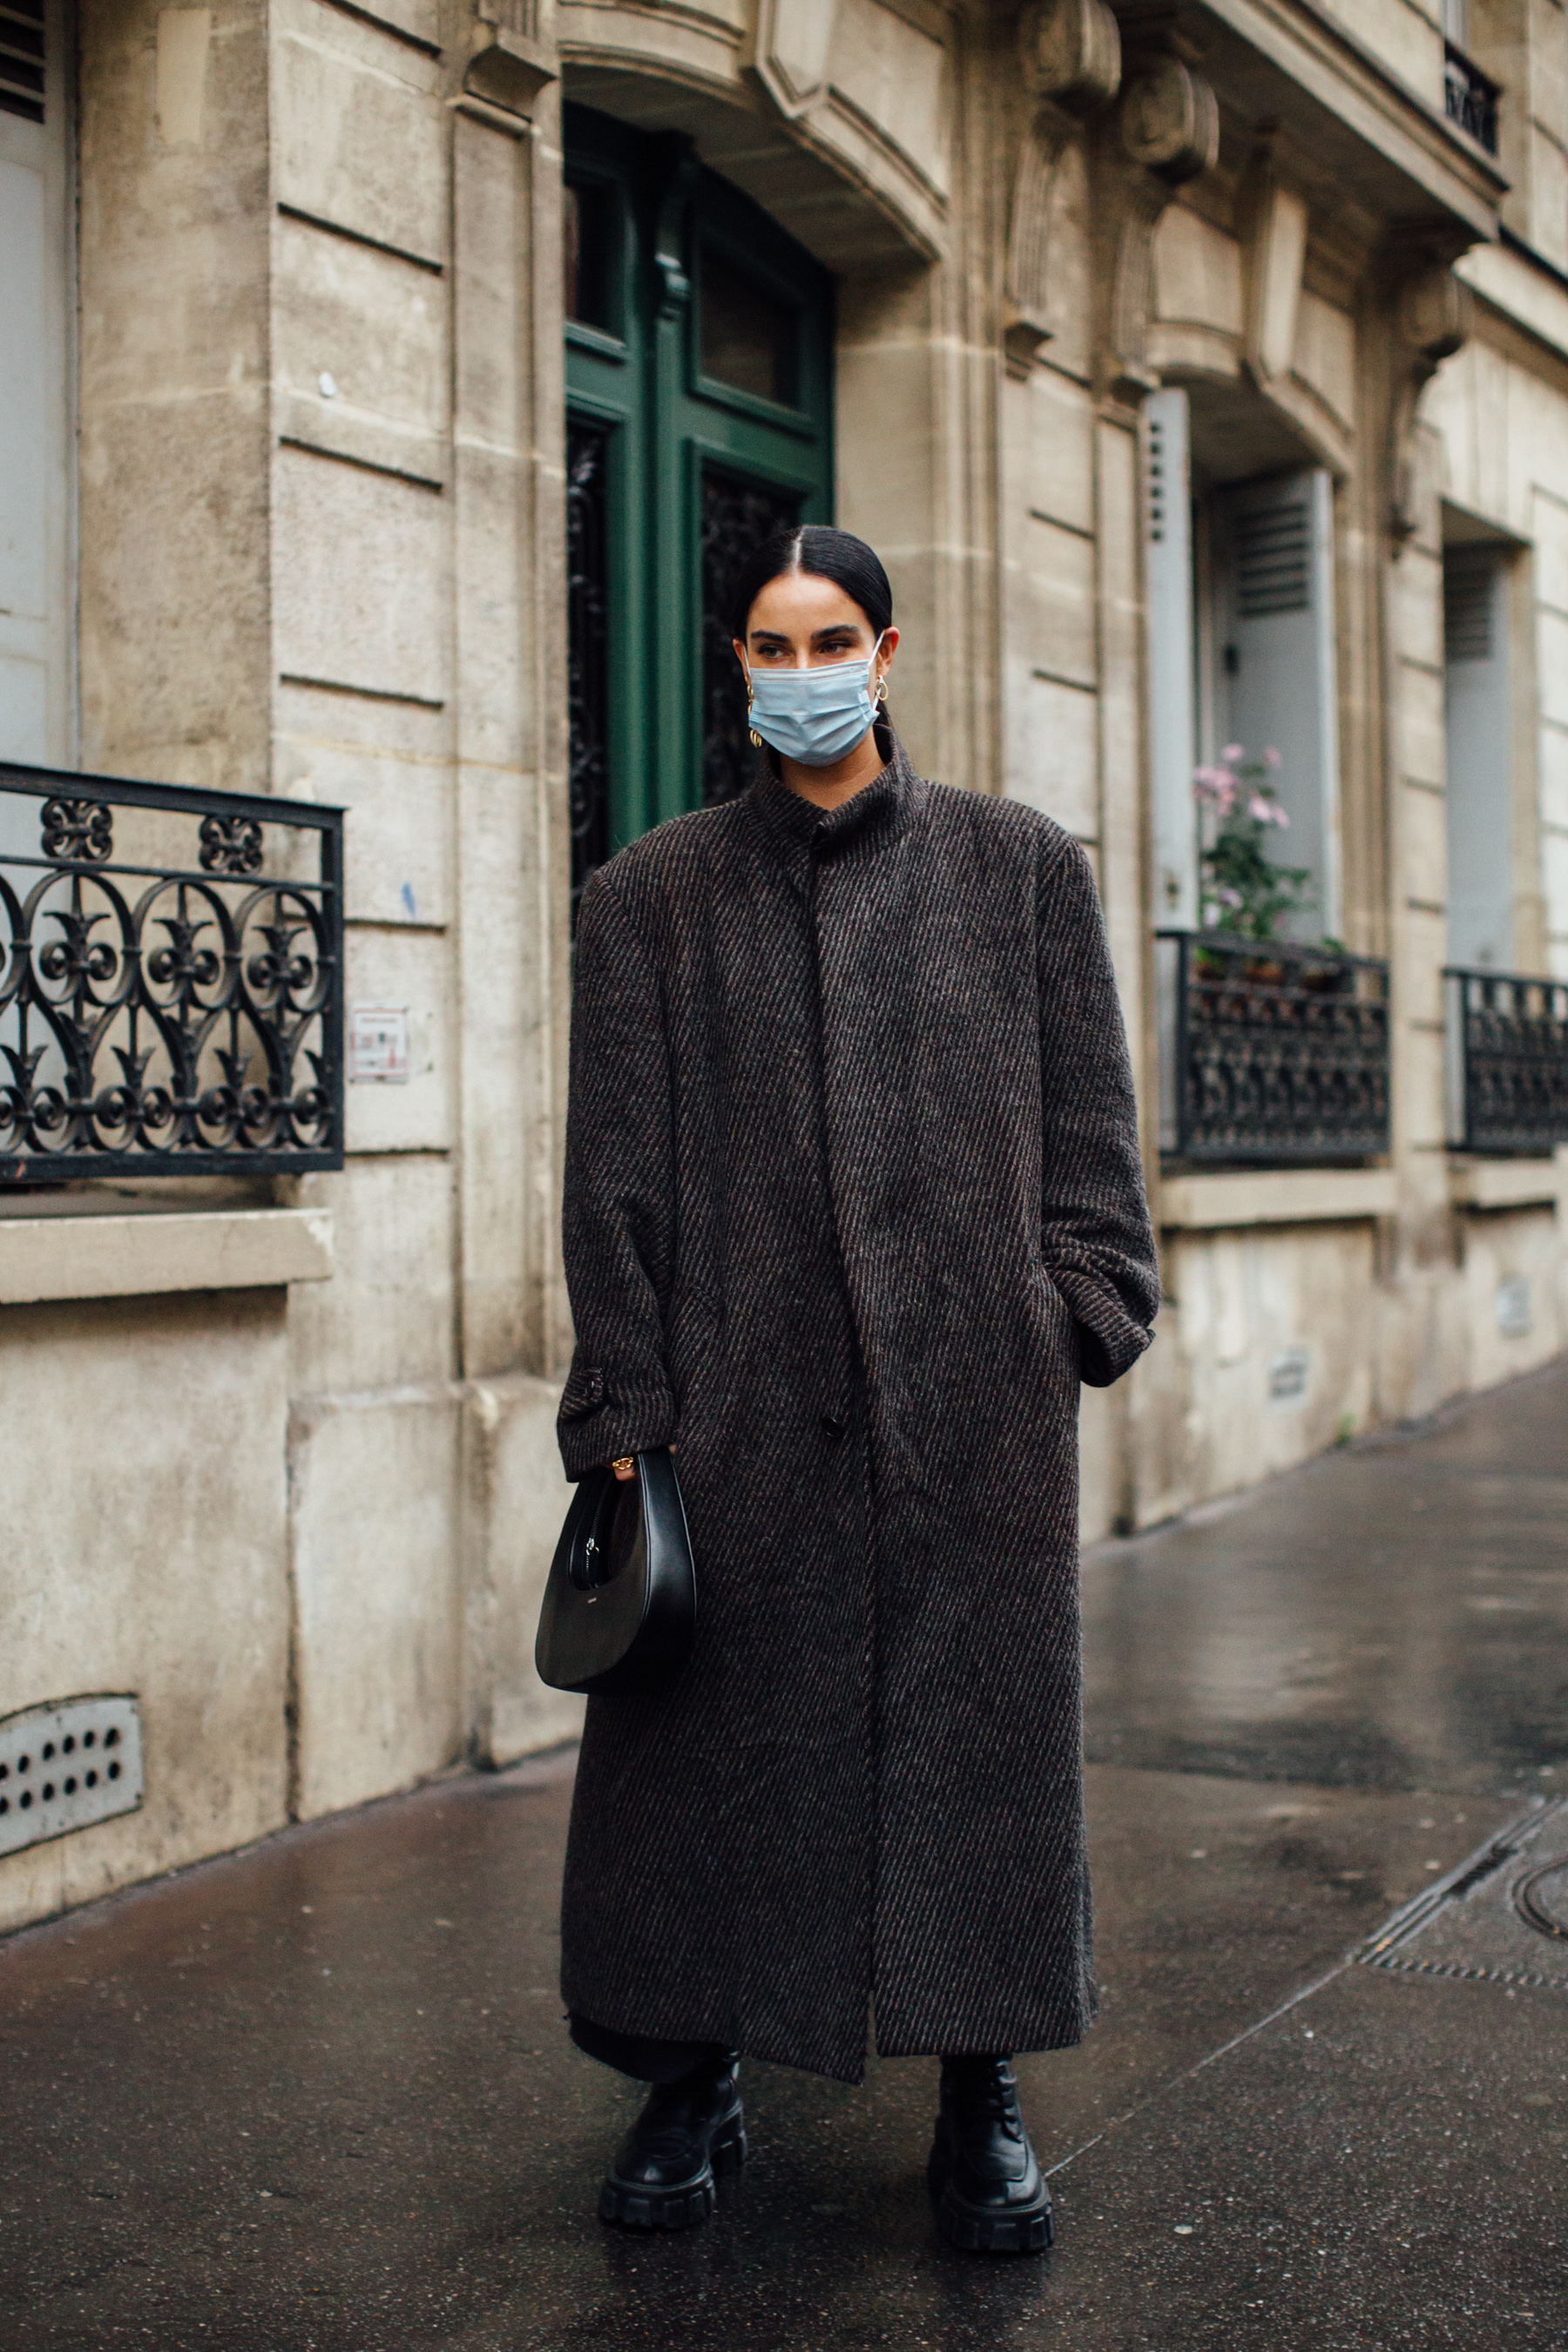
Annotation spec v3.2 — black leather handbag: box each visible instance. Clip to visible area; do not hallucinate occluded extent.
[534,1448,696,1695]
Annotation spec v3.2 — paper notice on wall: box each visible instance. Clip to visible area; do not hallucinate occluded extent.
[348,1004,411,1084]
[1267,1345,1311,1408]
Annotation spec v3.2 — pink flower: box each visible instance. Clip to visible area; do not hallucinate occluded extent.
[1264,746,1282,770]
[1222,743,1245,764]
[1247,794,1274,824]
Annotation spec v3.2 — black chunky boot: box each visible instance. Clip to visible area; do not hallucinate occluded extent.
[598,2054,747,2230]
[928,2055,1053,2254]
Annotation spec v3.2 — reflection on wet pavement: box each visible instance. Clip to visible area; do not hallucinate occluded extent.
[0,1360,1565,2347]
[1084,1362,1568,1795]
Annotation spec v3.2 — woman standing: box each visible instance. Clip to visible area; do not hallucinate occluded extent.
[556,526,1159,2254]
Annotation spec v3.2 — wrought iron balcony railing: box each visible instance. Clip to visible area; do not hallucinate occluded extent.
[1157,929,1391,1166]
[0,761,343,1181]
[1445,42,1499,155]
[1445,966,1568,1157]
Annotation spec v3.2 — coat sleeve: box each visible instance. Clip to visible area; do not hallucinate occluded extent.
[557,870,679,1479]
[1036,833,1161,1388]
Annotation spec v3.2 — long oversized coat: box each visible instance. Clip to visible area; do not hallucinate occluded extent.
[555,745,1159,2084]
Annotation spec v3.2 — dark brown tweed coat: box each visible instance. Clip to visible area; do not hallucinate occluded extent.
[555,745,1159,2084]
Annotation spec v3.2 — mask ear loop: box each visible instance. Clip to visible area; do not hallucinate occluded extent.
[741,656,764,749]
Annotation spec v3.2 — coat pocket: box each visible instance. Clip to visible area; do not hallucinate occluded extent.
[1028,1265,1081,1382]
[558,1364,606,1423]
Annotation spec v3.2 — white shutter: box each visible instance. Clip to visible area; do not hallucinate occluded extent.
[1443,546,1512,969]
[1142,389,1198,929]
[0,0,71,800]
[1213,468,1340,939]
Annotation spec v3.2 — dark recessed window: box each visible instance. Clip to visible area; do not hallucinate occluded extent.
[0,0,46,124]
[700,248,797,406]
[564,179,616,334]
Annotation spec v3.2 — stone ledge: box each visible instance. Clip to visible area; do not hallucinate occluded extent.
[1448,1153,1565,1212]
[0,1209,335,1306]
[1159,1168,1398,1231]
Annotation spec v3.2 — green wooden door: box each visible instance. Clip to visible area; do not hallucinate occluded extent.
[564,105,834,905]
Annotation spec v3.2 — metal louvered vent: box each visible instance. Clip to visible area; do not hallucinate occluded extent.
[1444,548,1496,663]
[1235,500,1310,618]
[0,1696,144,1856]
[0,0,44,123]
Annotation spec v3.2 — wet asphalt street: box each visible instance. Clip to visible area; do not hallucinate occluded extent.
[3,1360,1567,2349]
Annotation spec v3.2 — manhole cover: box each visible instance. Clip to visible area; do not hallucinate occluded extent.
[1515,1854,1568,1942]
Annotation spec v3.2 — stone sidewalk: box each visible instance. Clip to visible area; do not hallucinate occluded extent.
[3,1361,1567,2349]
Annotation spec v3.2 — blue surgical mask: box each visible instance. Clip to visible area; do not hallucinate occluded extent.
[747,638,885,767]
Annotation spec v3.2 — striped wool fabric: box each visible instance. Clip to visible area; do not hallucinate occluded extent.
[556,742,1159,2085]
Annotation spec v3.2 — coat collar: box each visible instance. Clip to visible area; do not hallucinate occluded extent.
[746,732,918,891]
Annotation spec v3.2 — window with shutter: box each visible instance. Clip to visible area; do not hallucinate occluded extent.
[0,0,44,124]
[0,0,72,781]
[1208,468,1341,939]
[1443,543,1513,969]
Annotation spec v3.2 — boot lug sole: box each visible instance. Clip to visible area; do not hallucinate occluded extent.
[936,2180,1054,2256]
[598,2117,747,2232]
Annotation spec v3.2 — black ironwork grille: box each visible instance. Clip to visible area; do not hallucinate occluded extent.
[1158,930,1390,1166]
[0,762,343,1181]
[1446,967,1568,1157]
[566,416,612,923]
[1445,44,1498,155]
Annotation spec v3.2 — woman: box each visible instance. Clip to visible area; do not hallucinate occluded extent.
[556,526,1159,2254]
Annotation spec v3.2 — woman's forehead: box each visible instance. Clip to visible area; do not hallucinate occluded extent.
[746,572,871,635]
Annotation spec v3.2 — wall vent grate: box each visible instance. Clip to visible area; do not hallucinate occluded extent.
[0,1697,143,1856]
[1234,501,1310,618]
[0,0,44,124]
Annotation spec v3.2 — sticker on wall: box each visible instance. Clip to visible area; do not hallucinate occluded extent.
[1496,1277,1531,1340]
[348,1004,411,1085]
[1267,1345,1311,1408]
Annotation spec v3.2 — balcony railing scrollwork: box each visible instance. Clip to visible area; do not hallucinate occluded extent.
[1444,42,1499,155]
[1445,966,1568,1158]
[0,760,344,1181]
[1157,930,1391,1166]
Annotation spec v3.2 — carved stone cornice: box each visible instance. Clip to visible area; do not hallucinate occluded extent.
[1384,236,1472,548]
[1004,0,1123,375]
[1089,35,1218,407]
[464,0,557,118]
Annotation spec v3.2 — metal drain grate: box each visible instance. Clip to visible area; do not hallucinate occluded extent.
[0,1696,143,1857]
[1356,1798,1568,1997]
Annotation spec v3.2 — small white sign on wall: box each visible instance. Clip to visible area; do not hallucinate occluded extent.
[348,1004,411,1085]
[1267,1345,1311,1409]
[1496,1277,1531,1340]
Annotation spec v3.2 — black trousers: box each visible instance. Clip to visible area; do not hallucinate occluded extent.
[569,2011,733,2084]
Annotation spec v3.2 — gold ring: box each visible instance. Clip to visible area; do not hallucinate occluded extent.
[611,1456,634,1475]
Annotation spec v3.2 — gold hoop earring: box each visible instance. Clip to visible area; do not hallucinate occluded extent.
[747,677,762,750]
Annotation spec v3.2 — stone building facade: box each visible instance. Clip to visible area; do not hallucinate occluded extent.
[1,0,1565,1930]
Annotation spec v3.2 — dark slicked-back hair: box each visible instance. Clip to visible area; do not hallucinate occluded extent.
[727,525,894,641]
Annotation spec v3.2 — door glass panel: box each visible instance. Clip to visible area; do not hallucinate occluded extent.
[567,417,612,918]
[700,247,796,406]
[564,179,616,334]
[700,468,801,808]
